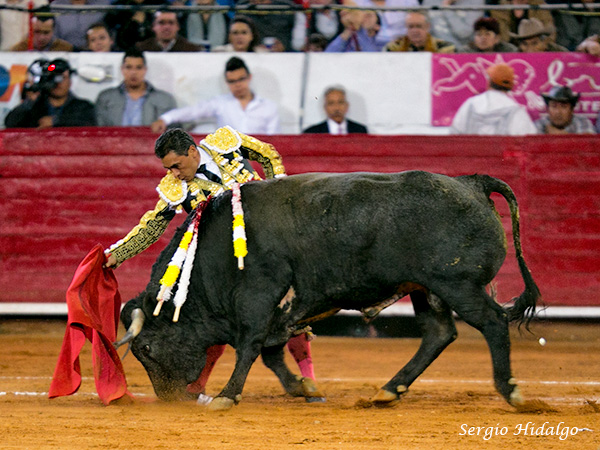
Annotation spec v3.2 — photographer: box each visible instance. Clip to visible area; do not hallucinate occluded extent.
[4,59,96,129]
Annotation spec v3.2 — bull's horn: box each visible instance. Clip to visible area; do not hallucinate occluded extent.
[113,308,145,350]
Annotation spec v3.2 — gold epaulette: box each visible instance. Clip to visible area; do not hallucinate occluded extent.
[201,126,242,154]
[156,172,187,208]
[237,130,286,179]
[200,126,286,180]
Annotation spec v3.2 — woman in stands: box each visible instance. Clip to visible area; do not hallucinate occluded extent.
[212,15,268,52]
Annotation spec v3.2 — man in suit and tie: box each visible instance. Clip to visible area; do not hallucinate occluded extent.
[303,86,368,134]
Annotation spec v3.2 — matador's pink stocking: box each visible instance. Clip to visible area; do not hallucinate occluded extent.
[287,333,315,380]
[186,344,226,394]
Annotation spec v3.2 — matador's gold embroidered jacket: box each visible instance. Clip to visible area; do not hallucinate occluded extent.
[106,126,286,266]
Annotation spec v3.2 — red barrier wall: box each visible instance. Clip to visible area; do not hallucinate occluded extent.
[1,128,599,307]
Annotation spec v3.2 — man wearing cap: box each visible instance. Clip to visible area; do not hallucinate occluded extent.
[450,63,537,135]
[4,58,96,128]
[511,18,567,52]
[535,85,596,134]
[490,0,555,44]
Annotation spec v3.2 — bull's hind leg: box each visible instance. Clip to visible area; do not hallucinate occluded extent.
[439,283,522,406]
[372,290,457,406]
[261,345,325,401]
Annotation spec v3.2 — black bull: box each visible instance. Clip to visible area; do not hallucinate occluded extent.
[118,171,541,411]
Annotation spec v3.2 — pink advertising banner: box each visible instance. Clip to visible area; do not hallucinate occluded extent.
[431,52,600,127]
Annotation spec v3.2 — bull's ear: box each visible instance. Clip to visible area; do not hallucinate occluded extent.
[142,291,160,318]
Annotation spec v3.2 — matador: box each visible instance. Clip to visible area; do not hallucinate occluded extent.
[106,126,318,400]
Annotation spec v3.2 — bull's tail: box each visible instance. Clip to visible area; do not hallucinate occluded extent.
[479,175,542,328]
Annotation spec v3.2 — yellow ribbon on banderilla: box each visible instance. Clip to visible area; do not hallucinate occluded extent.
[231,183,248,270]
[154,197,209,322]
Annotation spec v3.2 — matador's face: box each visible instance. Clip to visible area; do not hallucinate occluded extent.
[161,145,201,183]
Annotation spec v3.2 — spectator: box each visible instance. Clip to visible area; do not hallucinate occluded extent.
[85,22,118,51]
[291,0,342,51]
[151,56,280,134]
[325,10,384,52]
[51,0,110,50]
[347,0,419,47]
[462,16,518,52]
[546,0,600,50]
[11,14,74,51]
[95,49,177,126]
[104,0,165,51]
[236,0,297,51]
[212,15,266,52]
[421,0,484,49]
[490,0,555,45]
[304,32,329,51]
[510,18,567,52]
[0,0,48,51]
[535,85,596,134]
[5,58,96,128]
[185,0,228,49]
[450,64,537,135]
[303,86,368,134]
[137,11,204,51]
[384,11,455,52]
[576,34,600,55]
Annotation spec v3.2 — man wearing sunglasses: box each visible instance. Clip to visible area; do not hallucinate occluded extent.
[151,56,280,134]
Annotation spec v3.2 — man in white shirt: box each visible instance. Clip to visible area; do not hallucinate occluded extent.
[151,57,280,135]
[450,63,537,135]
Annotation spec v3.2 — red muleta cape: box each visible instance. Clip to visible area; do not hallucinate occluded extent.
[49,244,131,405]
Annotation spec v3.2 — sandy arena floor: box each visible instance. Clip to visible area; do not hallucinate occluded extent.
[0,318,598,450]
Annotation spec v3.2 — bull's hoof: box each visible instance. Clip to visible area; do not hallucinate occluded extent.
[371,389,400,408]
[509,385,524,407]
[301,377,326,400]
[208,396,235,411]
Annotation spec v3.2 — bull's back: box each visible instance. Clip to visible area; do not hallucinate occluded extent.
[241,171,507,303]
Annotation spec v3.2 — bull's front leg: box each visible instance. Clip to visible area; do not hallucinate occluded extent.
[209,340,262,411]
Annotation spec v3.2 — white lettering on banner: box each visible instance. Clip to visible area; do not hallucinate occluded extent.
[576,100,600,113]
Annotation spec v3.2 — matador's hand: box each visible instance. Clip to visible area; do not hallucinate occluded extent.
[104,253,118,269]
[151,119,167,134]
